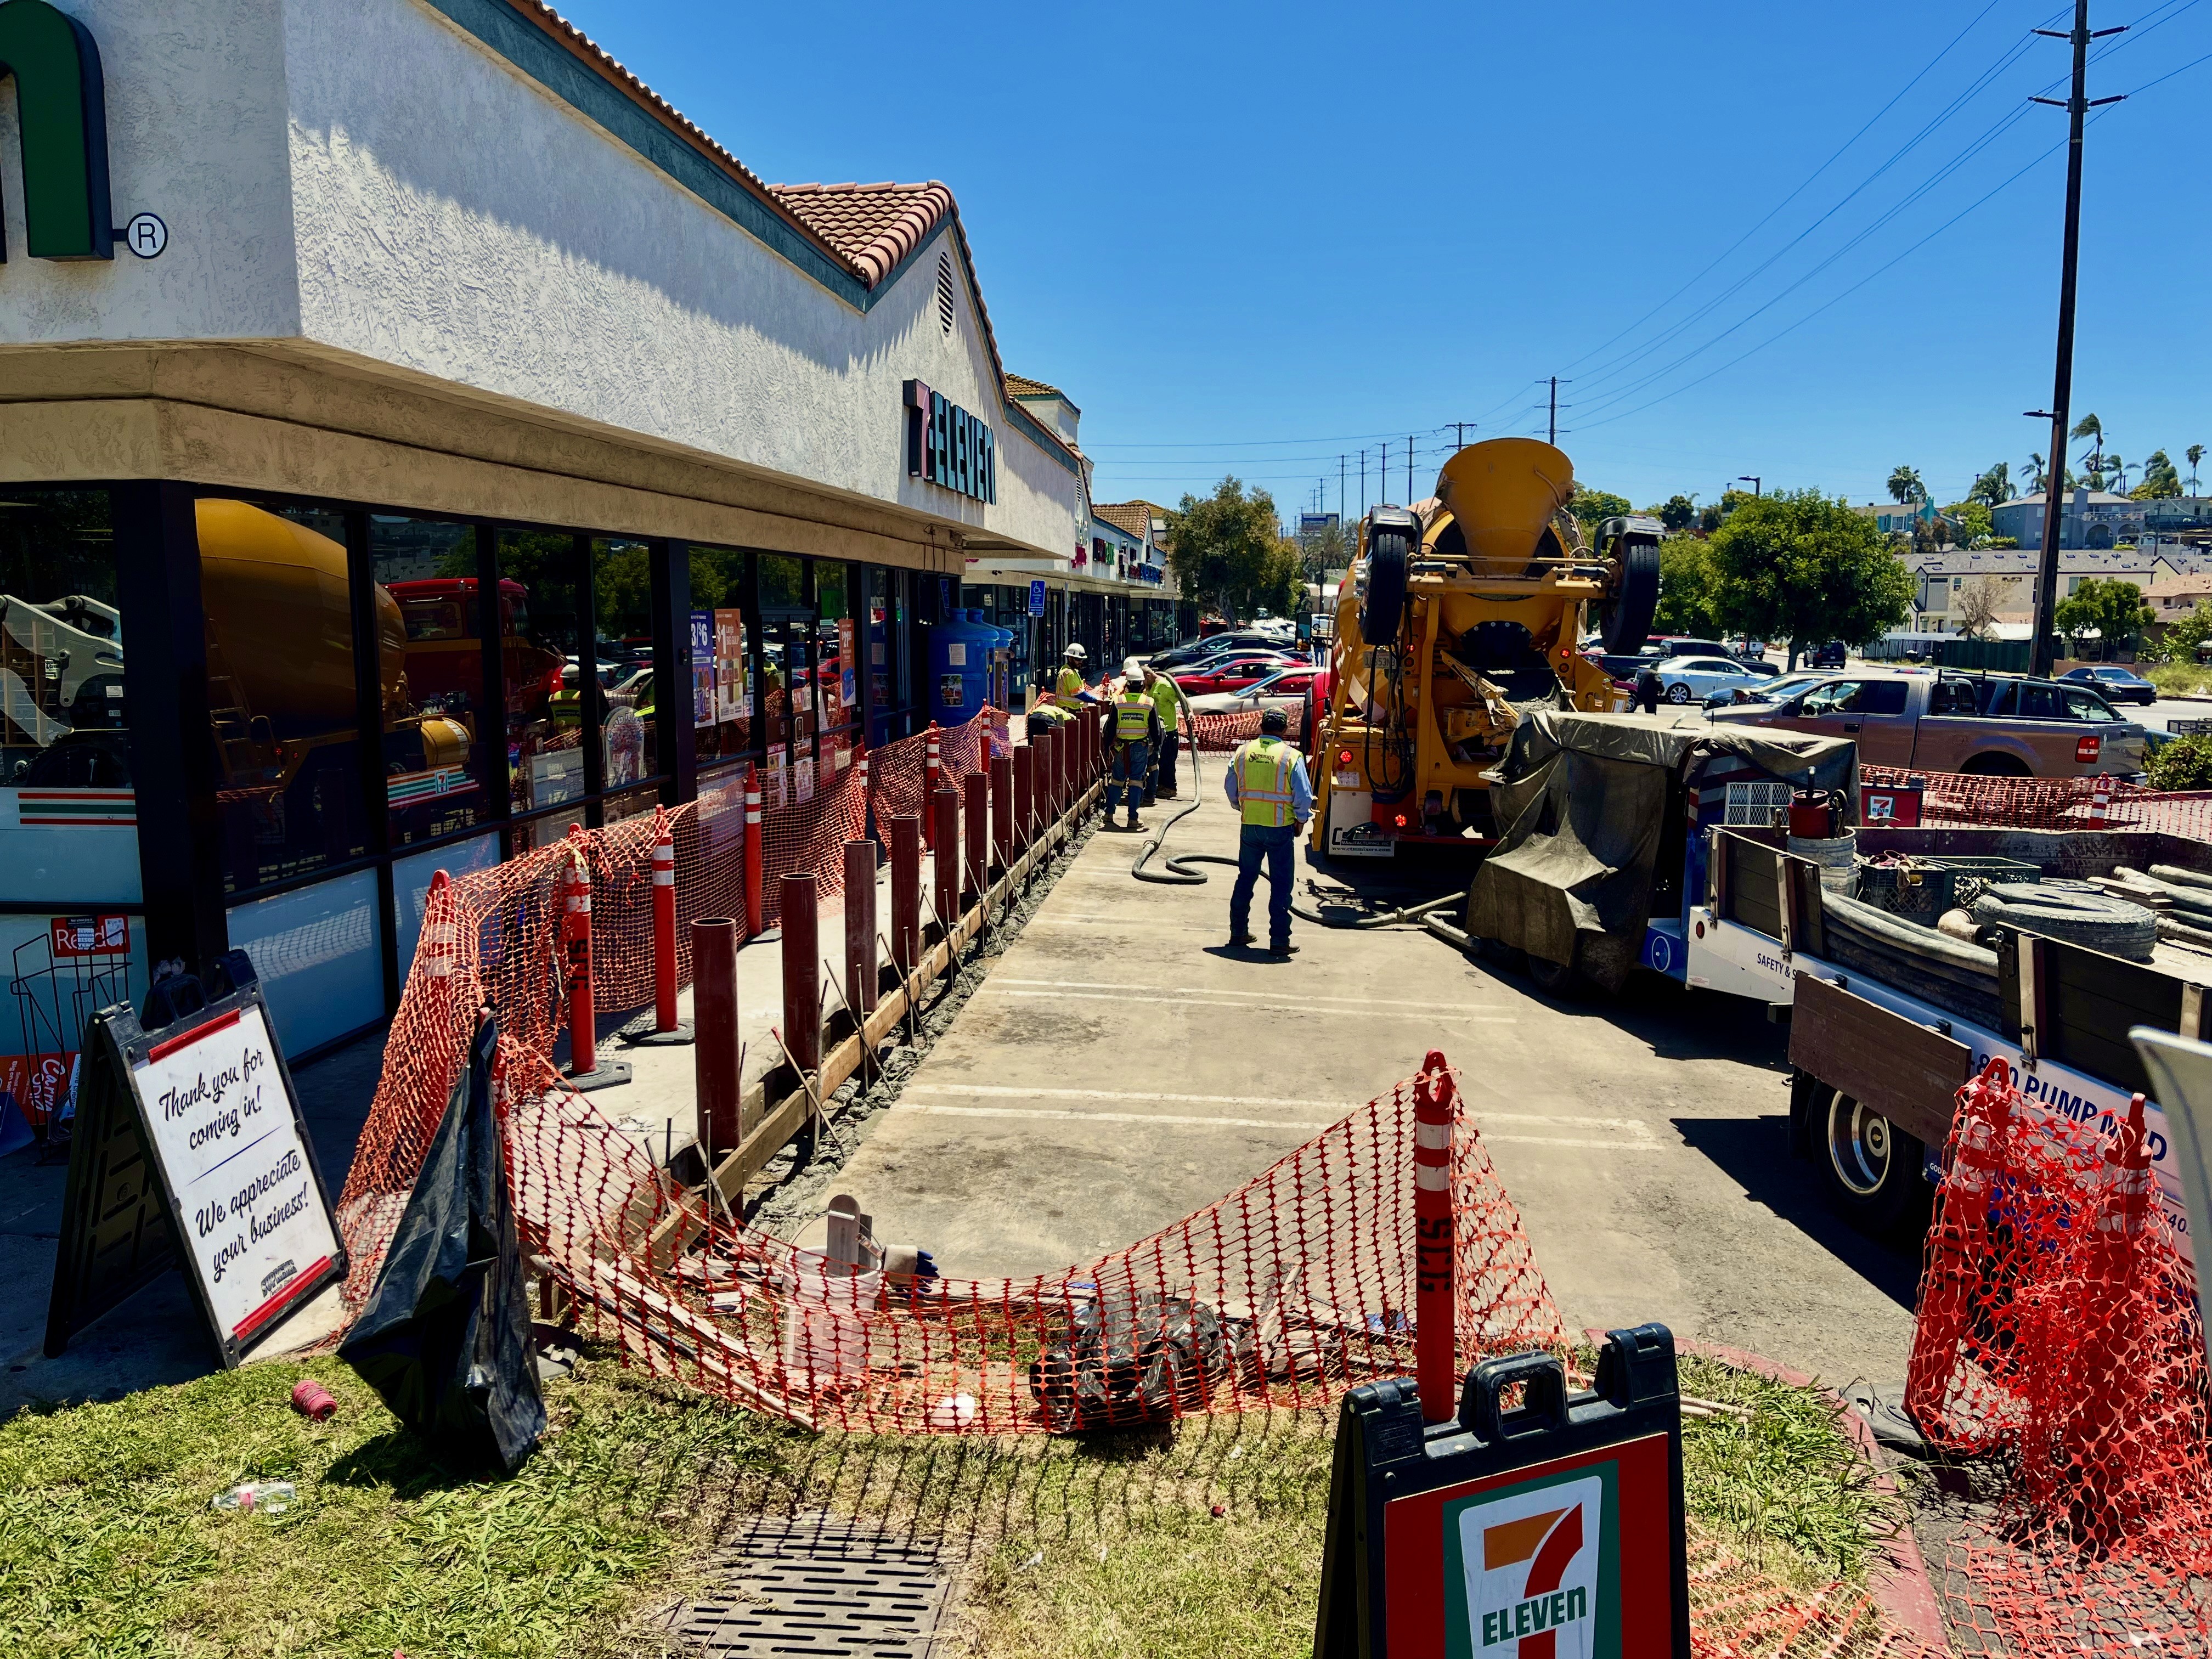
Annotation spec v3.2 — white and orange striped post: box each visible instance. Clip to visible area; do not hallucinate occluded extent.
[743,763,764,936]
[564,847,596,1076]
[1413,1049,1459,1424]
[2090,774,2113,831]
[923,723,941,849]
[651,810,678,1034]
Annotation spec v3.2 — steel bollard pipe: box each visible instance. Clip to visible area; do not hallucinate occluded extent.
[889,814,921,973]
[932,786,961,935]
[743,762,764,937]
[962,771,988,904]
[652,810,679,1033]
[990,752,1013,871]
[844,838,877,1015]
[780,873,821,1075]
[1013,742,1036,847]
[692,917,741,1153]
[1413,1049,1459,1424]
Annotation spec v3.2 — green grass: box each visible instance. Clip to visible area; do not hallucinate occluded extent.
[2146,662,2212,697]
[0,1347,1898,1658]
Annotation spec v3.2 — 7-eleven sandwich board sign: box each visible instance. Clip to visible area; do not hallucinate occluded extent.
[1314,1326,1690,1658]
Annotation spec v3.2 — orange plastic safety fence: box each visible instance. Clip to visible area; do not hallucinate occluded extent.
[1905,1058,2212,1649]
[1861,762,2212,839]
[1188,709,1265,751]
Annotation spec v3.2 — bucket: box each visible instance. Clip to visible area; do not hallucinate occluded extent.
[1788,797,1836,838]
[776,1248,882,1386]
[1788,830,1858,894]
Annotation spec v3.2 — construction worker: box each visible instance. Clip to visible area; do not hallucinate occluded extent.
[1141,663,1186,803]
[1054,642,1093,709]
[1109,670,1155,830]
[1223,707,1313,958]
[1025,698,1073,741]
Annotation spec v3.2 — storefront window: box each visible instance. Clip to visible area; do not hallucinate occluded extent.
[229,870,383,1057]
[372,517,490,847]
[498,531,584,826]
[815,561,857,784]
[688,544,752,770]
[591,537,656,789]
[196,499,367,893]
[757,554,809,808]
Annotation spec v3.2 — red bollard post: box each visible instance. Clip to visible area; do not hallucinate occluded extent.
[780,873,821,1075]
[652,810,679,1032]
[889,814,922,974]
[844,838,877,1015]
[1413,1051,1458,1423]
[923,723,941,849]
[561,847,630,1091]
[990,752,1013,872]
[963,770,988,904]
[932,786,961,934]
[743,762,764,937]
[692,917,741,1154]
[1013,742,1036,848]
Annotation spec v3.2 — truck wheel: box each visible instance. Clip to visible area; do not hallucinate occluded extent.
[1525,953,1579,996]
[1359,520,1412,646]
[1598,536,1661,655]
[1960,753,2031,777]
[1819,1088,1931,1241]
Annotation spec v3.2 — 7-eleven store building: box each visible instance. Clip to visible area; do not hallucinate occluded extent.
[0,0,1082,1084]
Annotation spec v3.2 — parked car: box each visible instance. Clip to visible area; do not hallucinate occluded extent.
[1649,636,1735,661]
[1808,640,1848,668]
[2059,664,2158,706]
[1147,631,1279,671]
[1186,664,1327,716]
[1172,651,1306,696]
[1711,671,2145,777]
[1705,670,1830,709]
[1650,654,1767,704]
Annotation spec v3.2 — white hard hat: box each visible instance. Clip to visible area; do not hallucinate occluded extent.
[1064,642,1087,661]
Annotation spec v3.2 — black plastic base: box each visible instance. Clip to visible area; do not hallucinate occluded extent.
[561,1059,634,1092]
[618,1013,695,1047]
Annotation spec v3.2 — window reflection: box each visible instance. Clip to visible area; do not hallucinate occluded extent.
[815,561,856,788]
[197,500,366,892]
[592,538,656,787]
[687,544,752,768]
[498,531,583,822]
[758,554,808,808]
[372,517,488,845]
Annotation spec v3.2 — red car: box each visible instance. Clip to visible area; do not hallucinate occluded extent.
[1171,651,1305,696]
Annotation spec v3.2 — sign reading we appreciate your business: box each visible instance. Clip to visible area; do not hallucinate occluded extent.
[46,980,345,1366]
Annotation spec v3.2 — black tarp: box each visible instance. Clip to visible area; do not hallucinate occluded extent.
[1465,710,1858,990]
[338,1013,544,1472]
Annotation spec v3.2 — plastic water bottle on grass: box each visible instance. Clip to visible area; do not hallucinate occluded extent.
[211,1481,295,1514]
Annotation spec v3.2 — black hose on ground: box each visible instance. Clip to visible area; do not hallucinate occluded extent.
[1127,718,1466,930]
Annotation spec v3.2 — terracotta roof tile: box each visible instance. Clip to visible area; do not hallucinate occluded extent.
[766,182,957,286]
[1091,503,1150,541]
[1006,373,1064,399]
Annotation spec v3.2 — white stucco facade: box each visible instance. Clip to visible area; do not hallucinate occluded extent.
[0,0,1080,563]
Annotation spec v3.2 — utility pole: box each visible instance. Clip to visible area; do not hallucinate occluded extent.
[1339,454,1346,527]
[1738,475,1762,498]
[1548,377,1558,445]
[2029,0,2124,678]
[1380,440,1389,506]
[1407,436,1415,503]
[1359,450,1367,518]
[1453,422,1469,450]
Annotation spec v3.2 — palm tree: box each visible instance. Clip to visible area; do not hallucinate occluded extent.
[1887,465,1925,505]
[2190,443,2205,495]
[1970,461,2012,506]
[2027,452,2049,495]
[2106,454,2129,494]
[2072,413,2106,490]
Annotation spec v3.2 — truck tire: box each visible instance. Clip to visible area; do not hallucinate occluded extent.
[1525,953,1580,996]
[1960,753,2031,777]
[1359,519,1413,646]
[1599,537,1661,655]
[1818,1087,1932,1241]
[1972,881,2159,961]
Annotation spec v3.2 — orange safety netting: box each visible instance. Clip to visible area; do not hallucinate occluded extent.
[1906,1058,2212,1649]
[1862,762,2212,839]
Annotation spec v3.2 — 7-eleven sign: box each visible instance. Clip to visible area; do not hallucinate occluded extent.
[1458,1476,1605,1655]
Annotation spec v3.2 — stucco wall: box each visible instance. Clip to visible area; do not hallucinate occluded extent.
[0,0,300,341]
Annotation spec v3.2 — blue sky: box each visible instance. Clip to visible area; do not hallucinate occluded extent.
[549,0,2211,518]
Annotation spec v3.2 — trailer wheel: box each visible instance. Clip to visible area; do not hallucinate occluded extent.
[1359,521,1412,646]
[1819,1088,1931,1241]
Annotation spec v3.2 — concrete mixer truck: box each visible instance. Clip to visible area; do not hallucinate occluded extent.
[1310,438,1661,860]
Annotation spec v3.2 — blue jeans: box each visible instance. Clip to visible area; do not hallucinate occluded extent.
[1111,740,1149,821]
[1229,823,1297,947]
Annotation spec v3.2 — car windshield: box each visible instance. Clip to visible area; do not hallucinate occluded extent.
[1243,669,1314,695]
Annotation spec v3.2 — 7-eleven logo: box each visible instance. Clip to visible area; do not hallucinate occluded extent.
[1458,1475,1605,1657]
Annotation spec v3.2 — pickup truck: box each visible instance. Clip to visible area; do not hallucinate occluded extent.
[1710,670,2145,778]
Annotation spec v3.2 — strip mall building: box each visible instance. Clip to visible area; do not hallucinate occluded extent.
[0,0,1183,1068]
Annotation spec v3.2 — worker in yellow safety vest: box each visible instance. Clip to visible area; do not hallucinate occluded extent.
[1053,642,1093,709]
[1141,663,1186,804]
[1108,671,1158,831]
[1024,699,1073,741]
[1222,707,1314,958]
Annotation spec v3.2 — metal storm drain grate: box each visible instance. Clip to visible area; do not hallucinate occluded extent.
[672,1513,955,1656]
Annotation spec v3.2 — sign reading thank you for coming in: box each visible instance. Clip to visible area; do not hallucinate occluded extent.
[904,379,996,505]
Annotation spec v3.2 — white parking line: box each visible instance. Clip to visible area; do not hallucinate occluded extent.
[977,989,1515,1022]
[991,978,1496,1012]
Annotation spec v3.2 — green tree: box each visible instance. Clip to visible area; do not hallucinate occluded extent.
[1651,539,1722,635]
[2149,733,2212,791]
[2157,599,2212,667]
[1166,478,1293,619]
[2106,454,2129,494]
[2072,413,2106,490]
[2054,577,2154,656]
[1946,501,1995,547]
[1656,493,1699,533]
[1703,489,1914,669]
[1967,462,2012,506]
[1886,465,1925,505]
[1568,486,1632,534]
[2189,443,2205,494]
[2133,449,2183,500]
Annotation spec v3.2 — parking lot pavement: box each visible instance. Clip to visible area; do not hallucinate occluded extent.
[821,782,1920,1391]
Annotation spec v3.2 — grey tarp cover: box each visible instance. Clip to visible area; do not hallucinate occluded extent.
[1465,710,1858,990]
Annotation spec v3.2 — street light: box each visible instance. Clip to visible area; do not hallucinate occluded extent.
[1737,475,1762,496]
